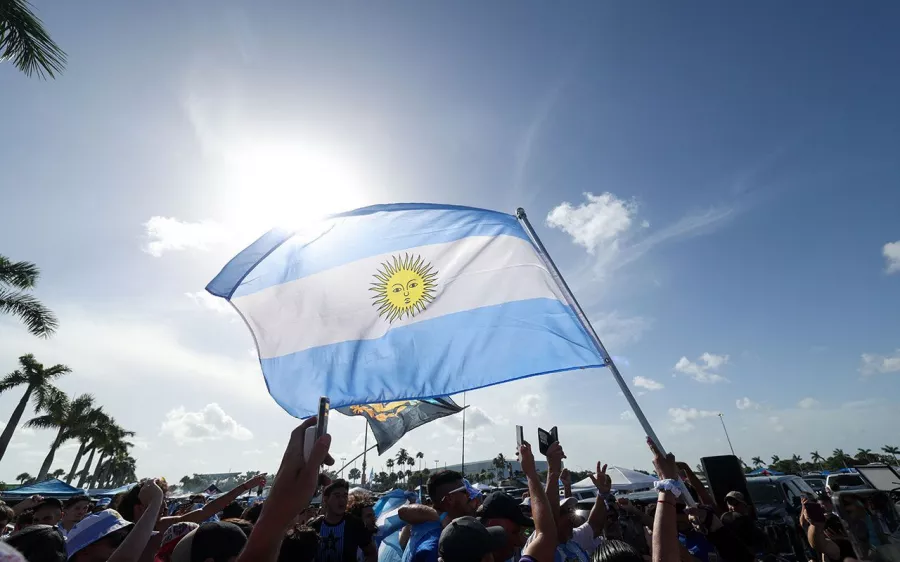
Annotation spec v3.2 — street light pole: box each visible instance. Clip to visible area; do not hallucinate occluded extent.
[339,457,347,477]
[718,413,736,456]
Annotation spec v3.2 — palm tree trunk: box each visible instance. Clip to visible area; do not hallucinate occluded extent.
[37,428,64,481]
[89,453,106,489]
[77,448,96,488]
[97,461,112,489]
[66,440,87,484]
[0,386,33,462]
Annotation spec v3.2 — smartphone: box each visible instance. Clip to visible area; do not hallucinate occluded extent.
[803,501,826,523]
[516,425,524,448]
[537,426,558,456]
[304,396,330,461]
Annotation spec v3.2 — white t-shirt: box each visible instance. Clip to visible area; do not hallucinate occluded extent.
[525,522,603,562]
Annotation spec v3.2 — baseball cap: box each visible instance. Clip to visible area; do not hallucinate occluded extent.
[559,497,578,511]
[65,510,132,559]
[171,521,248,562]
[478,492,533,527]
[725,491,746,504]
[463,479,482,501]
[439,517,507,562]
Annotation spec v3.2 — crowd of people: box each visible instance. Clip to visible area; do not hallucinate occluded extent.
[0,416,894,562]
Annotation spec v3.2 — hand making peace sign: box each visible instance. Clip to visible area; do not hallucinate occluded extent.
[590,461,612,494]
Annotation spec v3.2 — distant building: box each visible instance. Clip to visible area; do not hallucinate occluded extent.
[438,459,549,483]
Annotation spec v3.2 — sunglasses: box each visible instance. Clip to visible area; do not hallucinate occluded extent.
[442,485,468,501]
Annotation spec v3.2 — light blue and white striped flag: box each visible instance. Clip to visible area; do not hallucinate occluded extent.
[207,203,604,418]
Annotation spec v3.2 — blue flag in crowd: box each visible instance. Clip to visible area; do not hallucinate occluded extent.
[337,397,464,454]
[207,203,605,418]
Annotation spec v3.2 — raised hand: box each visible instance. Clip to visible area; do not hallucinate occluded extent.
[138,479,164,506]
[647,437,678,480]
[545,441,566,474]
[519,441,537,476]
[590,462,612,494]
[244,473,268,491]
[560,468,572,487]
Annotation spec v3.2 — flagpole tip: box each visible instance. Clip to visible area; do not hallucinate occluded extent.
[515,208,527,219]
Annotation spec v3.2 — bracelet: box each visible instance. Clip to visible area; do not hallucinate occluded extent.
[657,500,675,506]
[653,479,683,497]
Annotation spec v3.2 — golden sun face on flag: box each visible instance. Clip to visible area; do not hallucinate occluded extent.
[370,253,438,322]
[349,401,412,421]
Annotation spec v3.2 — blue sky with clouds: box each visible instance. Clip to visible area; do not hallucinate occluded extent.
[1,1,899,481]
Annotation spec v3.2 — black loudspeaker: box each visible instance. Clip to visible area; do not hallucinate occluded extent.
[701,455,756,520]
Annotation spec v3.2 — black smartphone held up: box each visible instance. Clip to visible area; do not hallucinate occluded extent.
[516,425,524,448]
[316,396,330,440]
[537,426,558,456]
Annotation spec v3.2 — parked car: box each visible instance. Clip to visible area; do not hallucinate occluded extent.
[825,473,871,496]
[746,475,818,561]
[802,475,826,495]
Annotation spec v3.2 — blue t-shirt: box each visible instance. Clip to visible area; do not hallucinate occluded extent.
[401,521,442,562]
[679,531,718,562]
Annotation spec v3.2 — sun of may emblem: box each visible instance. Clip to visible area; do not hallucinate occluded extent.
[370,253,438,322]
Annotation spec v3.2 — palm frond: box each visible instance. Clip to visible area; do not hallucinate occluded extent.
[0,370,28,393]
[0,288,58,337]
[0,255,41,289]
[24,414,57,430]
[0,0,66,78]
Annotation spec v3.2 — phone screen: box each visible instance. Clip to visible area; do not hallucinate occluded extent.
[316,397,330,440]
[516,425,524,448]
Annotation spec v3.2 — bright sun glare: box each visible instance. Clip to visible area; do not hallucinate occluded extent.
[223,141,367,233]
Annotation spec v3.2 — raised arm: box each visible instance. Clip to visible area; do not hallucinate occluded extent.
[398,504,440,525]
[675,462,715,509]
[649,438,681,562]
[586,461,611,538]
[237,417,332,562]
[802,499,841,562]
[522,441,557,562]
[561,469,573,499]
[109,481,164,562]
[543,442,565,524]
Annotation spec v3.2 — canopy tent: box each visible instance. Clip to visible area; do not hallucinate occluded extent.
[87,483,137,498]
[573,467,656,491]
[2,479,82,499]
[748,468,784,476]
[472,483,493,491]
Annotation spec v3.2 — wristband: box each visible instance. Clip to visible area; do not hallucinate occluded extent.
[653,479,682,497]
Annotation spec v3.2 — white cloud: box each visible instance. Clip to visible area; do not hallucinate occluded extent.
[438,406,501,433]
[668,407,718,432]
[142,217,230,257]
[160,403,253,445]
[546,192,637,255]
[515,394,544,416]
[185,291,235,316]
[620,411,634,421]
[674,353,730,383]
[589,312,653,349]
[735,397,759,410]
[883,241,900,274]
[797,398,820,409]
[633,376,664,391]
[859,350,900,376]
[768,416,785,433]
[841,398,882,409]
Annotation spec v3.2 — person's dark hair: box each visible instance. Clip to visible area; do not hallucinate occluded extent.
[592,539,643,562]
[64,495,92,510]
[0,503,15,523]
[222,517,255,537]
[16,510,34,529]
[7,524,67,562]
[427,470,463,502]
[241,502,264,524]
[278,526,320,562]
[34,498,63,512]
[114,484,143,522]
[323,479,349,497]
[347,497,375,519]
[191,521,248,562]
[221,501,244,520]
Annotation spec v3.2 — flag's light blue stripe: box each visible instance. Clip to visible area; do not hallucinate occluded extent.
[207,203,526,300]
[257,298,605,418]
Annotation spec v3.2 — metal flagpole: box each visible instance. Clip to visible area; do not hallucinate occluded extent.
[361,423,370,487]
[718,413,736,456]
[516,208,696,505]
[461,392,466,476]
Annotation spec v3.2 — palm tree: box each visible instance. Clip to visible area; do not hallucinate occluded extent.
[832,449,849,469]
[0,354,69,462]
[0,256,59,336]
[49,468,64,479]
[493,453,507,480]
[348,468,361,483]
[416,451,424,472]
[751,456,764,468]
[27,392,99,481]
[16,472,32,484]
[85,422,134,489]
[386,459,395,475]
[771,455,781,465]
[810,451,824,470]
[856,448,874,464]
[0,1,66,78]
[882,445,899,464]
[395,449,410,484]
[65,408,108,484]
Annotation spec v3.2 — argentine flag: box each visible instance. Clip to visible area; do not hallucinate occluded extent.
[207,203,604,418]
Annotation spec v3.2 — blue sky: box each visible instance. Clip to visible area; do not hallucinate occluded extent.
[1,1,899,481]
